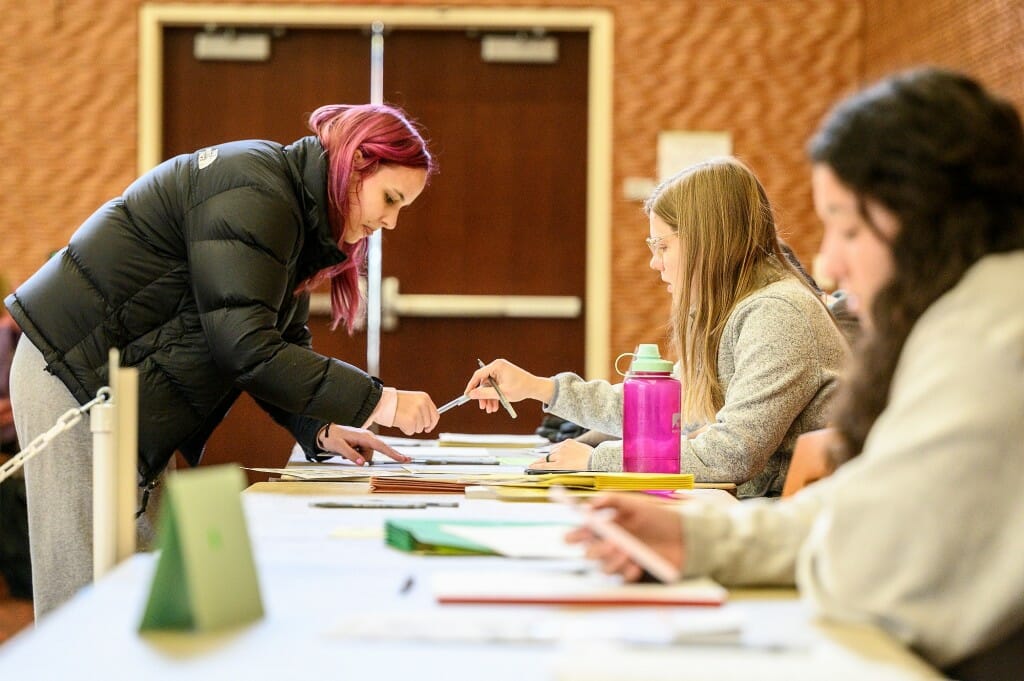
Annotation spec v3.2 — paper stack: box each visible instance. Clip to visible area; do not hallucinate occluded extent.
[369,473,526,494]
[495,472,695,491]
[438,432,550,448]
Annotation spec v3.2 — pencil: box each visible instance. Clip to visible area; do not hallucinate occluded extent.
[477,358,517,419]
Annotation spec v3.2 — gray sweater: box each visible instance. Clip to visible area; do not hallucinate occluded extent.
[679,251,1024,669]
[546,277,847,497]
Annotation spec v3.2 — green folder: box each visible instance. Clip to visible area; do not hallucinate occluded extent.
[385,519,562,555]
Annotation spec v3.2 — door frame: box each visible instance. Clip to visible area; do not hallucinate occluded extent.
[139,4,613,379]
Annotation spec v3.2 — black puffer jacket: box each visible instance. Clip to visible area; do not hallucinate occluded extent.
[5,136,381,484]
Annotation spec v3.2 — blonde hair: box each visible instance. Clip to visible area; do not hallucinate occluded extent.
[645,157,819,422]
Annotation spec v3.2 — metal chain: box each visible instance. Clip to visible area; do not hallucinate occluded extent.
[0,387,111,484]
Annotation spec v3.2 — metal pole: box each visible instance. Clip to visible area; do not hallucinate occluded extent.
[365,20,385,378]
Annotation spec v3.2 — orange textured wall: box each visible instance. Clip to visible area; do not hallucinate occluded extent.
[862,0,1024,112]
[611,1,861,350]
[0,0,865,376]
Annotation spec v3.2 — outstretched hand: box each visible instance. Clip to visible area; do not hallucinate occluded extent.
[318,425,411,466]
[391,390,439,435]
[527,439,593,470]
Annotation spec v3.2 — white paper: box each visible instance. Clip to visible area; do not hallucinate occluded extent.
[333,608,744,646]
[554,637,933,681]
[246,466,402,480]
[401,465,510,476]
[674,488,741,507]
[379,435,437,447]
[438,433,549,447]
[391,445,493,459]
[430,570,728,606]
[439,523,583,559]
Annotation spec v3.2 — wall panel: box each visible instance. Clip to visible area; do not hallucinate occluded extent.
[1,0,864,374]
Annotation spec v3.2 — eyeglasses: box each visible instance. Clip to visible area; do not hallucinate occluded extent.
[645,232,678,256]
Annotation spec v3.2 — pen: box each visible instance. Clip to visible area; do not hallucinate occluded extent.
[369,457,499,466]
[310,501,460,509]
[412,458,498,465]
[477,358,517,419]
[438,394,471,414]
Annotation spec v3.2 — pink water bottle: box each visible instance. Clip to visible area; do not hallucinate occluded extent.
[620,344,681,473]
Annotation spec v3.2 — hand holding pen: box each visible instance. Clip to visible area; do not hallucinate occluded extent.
[390,390,440,435]
[463,358,556,414]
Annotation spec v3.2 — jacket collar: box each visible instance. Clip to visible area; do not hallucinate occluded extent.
[284,136,347,283]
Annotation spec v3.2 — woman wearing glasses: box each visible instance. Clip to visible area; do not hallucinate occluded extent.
[467,157,847,497]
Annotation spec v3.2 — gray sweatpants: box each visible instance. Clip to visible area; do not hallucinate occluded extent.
[9,336,163,619]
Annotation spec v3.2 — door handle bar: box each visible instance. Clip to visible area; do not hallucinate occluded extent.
[309,276,581,331]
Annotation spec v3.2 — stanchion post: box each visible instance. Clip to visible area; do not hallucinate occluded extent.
[115,359,139,562]
[91,349,118,580]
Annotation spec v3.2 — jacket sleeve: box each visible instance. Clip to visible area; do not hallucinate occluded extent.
[545,372,624,435]
[681,295,829,483]
[187,187,381,429]
[539,373,625,471]
[249,292,334,460]
[678,477,829,586]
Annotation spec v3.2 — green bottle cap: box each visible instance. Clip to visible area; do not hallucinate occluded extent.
[629,343,673,372]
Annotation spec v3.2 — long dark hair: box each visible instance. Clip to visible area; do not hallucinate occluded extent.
[809,67,1024,461]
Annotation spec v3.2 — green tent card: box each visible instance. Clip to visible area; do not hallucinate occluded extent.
[139,464,263,631]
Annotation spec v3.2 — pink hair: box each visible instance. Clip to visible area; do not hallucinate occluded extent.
[297,104,434,333]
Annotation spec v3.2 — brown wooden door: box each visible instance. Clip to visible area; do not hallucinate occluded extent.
[160,26,588,478]
[163,28,371,154]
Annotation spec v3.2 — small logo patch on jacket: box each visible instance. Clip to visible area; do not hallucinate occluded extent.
[197,148,218,169]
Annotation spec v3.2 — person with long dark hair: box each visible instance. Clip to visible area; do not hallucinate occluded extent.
[6,104,440,617]
[568,68,1024,677]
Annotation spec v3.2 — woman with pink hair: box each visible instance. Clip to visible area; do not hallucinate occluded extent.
[6,103,439,617]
